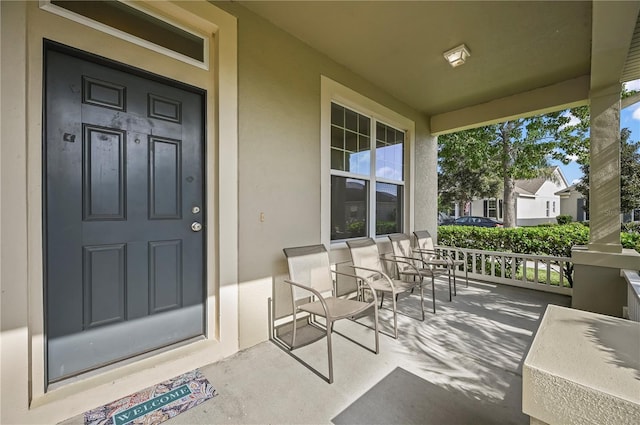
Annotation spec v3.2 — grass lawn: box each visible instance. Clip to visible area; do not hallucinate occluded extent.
[515,267,567,287]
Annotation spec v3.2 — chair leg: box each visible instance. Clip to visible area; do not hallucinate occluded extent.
[291,309,298,349]
[379,292,385,309]
[453,267,457,296]
[419,280,425,321]
[431,276,436,314]
[373,305,380,354]
[465,267,469,287]
[326,320,334,384]
[391,292,398,339]
[448,271,452,302]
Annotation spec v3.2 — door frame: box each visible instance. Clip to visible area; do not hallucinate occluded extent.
[2,1,237,421]
[43,40,209,384]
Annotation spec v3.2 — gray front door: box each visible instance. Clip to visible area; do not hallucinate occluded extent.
[44,45,205,383]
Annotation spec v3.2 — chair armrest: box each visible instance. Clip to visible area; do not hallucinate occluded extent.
[332,270,379,304]
[413,248,454,266]
[389,255,440,275]
[388,254,422,268]
[349,265,383,279]
[412,248,452,266]
[284,279,330,315]
[433,246,467,269]
[434,245,467,258]
[350,265,396,292]
[413,248,442,257]
[388,254,417,262]
[388,255,429,275]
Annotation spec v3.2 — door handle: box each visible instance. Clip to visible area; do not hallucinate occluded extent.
[191,222,203,232]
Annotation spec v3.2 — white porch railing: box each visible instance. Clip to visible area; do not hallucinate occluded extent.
[437,246,573,296]
[624,269,640,322]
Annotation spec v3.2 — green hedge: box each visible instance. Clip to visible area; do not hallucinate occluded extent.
[437,223,639,287]
[437,223,589,257]
[622,232,640,252]
[438,223,640,254]
[623,221,640,234]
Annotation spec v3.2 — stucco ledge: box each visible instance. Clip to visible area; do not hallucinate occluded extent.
[523,305,640,425]
[571,245,640,269]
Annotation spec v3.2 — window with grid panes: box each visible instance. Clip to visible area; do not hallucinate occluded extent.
[546,201,550,217]
[330,102,404,241]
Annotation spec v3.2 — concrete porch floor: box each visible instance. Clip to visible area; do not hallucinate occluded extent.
[60,279,570,425]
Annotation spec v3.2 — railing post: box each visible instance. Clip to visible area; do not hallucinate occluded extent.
[546,260,551,286]
[439,247,573,295]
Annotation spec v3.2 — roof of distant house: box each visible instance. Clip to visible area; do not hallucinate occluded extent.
[515,177,547,195]
[555,184,584,197]
[515,167,569,196]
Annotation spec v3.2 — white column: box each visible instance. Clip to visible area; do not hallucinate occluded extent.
[413,129,438,232]
[588,84,622,253]
[571,83,640,317]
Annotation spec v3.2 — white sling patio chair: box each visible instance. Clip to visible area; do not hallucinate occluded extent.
[346,238,424,339]
[283,244,379,384]
[388,233,452,314]
[414,230,469,294]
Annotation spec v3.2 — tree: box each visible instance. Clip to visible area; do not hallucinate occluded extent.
[438,127,502,215]
[576,127,640,215]
[438,111,583,227]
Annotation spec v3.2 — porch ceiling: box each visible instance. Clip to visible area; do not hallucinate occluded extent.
[238,1,640,134]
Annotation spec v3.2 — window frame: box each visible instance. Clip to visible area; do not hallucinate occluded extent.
[41,0,210,69]
[483,199,503,220]
[321,76,415,248]
[546,200,550,217]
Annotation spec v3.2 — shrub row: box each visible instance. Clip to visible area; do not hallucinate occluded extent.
[556,214,573,225]
[437,223,590,257]
[623,221,640,234]
[437,223,639,289]
[622,232,640,252]
[438,223,640,255]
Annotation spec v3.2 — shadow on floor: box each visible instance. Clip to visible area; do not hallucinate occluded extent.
[332,367,527,425]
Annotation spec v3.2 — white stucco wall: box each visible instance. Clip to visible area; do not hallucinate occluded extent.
[470,177,567,226]
[559,190,586,222]
[214,2,437,350]
[516,180,564,225]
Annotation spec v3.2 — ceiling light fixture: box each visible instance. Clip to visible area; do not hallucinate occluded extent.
[443,44,471,68]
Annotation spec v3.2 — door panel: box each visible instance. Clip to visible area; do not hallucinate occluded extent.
[83,244,127,328]
[149,239,183,313]
[45,47,205,383]
[149,137,182,219]
[83,125,127,220]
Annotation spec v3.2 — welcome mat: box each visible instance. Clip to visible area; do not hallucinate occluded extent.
[84,369,217,425]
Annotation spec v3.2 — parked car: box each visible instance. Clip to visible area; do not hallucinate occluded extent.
[453,216,503,227]
[438,212,455,225]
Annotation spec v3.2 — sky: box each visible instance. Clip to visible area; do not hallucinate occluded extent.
[553,79,640,185]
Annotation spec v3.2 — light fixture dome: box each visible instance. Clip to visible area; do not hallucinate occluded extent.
[443,44,471,68]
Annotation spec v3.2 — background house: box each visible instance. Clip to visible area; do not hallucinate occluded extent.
[556,184,588,222]
[470,167,569,225]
